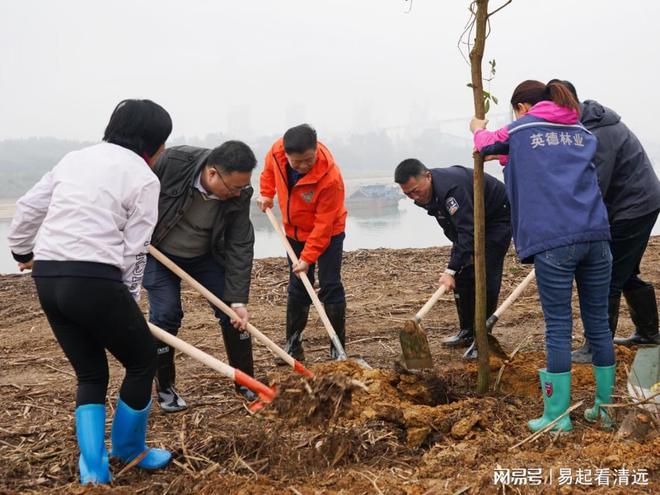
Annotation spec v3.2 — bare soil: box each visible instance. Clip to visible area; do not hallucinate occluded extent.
[1,238,659,494]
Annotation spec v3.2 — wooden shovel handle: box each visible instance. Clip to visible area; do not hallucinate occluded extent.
[415,284,447,322]
[264,208,348,360]
[148,323,275,402]
[148,245,314,378]
[493,269,536,318]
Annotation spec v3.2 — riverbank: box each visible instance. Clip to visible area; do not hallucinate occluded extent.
[1,239,658,493]
[0,200,15,221]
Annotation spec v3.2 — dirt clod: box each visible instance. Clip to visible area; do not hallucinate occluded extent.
[2,241,659,493]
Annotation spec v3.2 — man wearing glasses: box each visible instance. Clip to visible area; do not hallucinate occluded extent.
[144,141,258,411]
[257,124,348,362]
[394,159,511,359]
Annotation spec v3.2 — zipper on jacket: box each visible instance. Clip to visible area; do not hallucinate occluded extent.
[273,152,296,235]
[273,151,324,242]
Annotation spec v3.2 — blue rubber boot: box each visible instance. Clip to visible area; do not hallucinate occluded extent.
[527,369,573,433]
[75,404,111,484]
[584,364,616,428]
[110,398,171,469]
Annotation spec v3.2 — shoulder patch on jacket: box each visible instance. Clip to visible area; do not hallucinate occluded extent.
[446,197,459,215]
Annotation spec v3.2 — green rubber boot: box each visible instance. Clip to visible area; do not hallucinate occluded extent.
[528,369,573,433]
[584,364,616,428]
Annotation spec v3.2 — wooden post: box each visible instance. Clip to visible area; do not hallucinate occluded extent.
[469,0,490,393]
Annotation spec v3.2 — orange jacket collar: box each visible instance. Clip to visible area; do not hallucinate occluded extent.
[270,139,335,185]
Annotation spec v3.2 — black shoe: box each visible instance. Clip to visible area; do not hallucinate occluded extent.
[284,329,306,361]
[275,333,306,365]
[444,287,475,348]
[235,385,258,402]
[462,341,477,360]
[615,285,660,346]
[442,328,474,348]
[461,292,500,359]
[614,332,660,346]
[155,344,187,412]
[324,303,346,360]
[571,342,593,364]
[156,385,188,413]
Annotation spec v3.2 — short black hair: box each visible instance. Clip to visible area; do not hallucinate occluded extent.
[547,79,579,101]
[207,140,257,174]
[103,99,172,157]
[283,124,317,154]
[394,158,429,184]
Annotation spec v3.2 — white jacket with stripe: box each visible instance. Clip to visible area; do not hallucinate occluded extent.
[7,142,160,301]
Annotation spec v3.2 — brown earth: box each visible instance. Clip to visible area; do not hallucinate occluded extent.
[1,238,659,494]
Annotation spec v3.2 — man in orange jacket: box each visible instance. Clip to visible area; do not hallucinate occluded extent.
[257,124,348,361]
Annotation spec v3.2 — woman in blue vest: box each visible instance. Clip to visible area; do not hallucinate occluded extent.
[470,80,615,432]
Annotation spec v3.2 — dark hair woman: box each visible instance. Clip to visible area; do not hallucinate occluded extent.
[8,99,173,484]
[470,81,615,433]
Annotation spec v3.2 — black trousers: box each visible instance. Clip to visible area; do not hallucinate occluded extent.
[609,208,659,298]
[455,220,512,304]
[34,275,156,409]
[287,232,346,306]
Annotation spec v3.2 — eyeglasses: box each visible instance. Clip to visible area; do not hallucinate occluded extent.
[214,167,251,194]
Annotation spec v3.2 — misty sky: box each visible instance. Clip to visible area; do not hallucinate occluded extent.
[2,0,658,143]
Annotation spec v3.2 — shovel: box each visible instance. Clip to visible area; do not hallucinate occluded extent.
[463,269,536,360]
[264,208,371,369]
[148,323,276,412]
[149,246,314,379]
[486,269,536,331]
[399,285,447,369]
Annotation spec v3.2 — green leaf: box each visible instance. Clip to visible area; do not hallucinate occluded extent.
[488,59,497,77]
[492,95,499,105]
[467,83,475,88]
[484,99,491,114]
[483,90,491,98]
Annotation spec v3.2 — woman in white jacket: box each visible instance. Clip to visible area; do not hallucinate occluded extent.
[8,99,172,485]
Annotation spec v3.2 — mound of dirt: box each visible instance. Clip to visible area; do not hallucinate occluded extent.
[2,239,659,493]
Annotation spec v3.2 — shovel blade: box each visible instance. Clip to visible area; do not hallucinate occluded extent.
[399,319,434,369]
[486,333,510,360]
[352,357,372,369]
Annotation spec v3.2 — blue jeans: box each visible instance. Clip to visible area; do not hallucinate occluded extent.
[142,253,253,377]
[534,241,615,373]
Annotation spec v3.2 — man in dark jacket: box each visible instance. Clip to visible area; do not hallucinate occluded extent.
[553,82,660,363]
[395,159,512,358]
[144,141,257,411]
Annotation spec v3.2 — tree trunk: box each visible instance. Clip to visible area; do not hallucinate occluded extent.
[469,0,490,393]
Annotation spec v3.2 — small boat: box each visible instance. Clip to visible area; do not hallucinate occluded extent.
[347,184,403,209]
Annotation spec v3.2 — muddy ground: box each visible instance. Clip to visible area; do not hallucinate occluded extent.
[1,239,659,494]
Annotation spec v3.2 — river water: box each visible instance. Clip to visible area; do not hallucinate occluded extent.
[2,172,659,275]
[0,197,451,274]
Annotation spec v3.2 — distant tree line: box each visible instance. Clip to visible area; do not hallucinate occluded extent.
[0,130,479,199]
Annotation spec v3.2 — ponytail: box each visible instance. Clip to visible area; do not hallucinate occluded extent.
[510,79,580,113]
[546,81,580,112]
